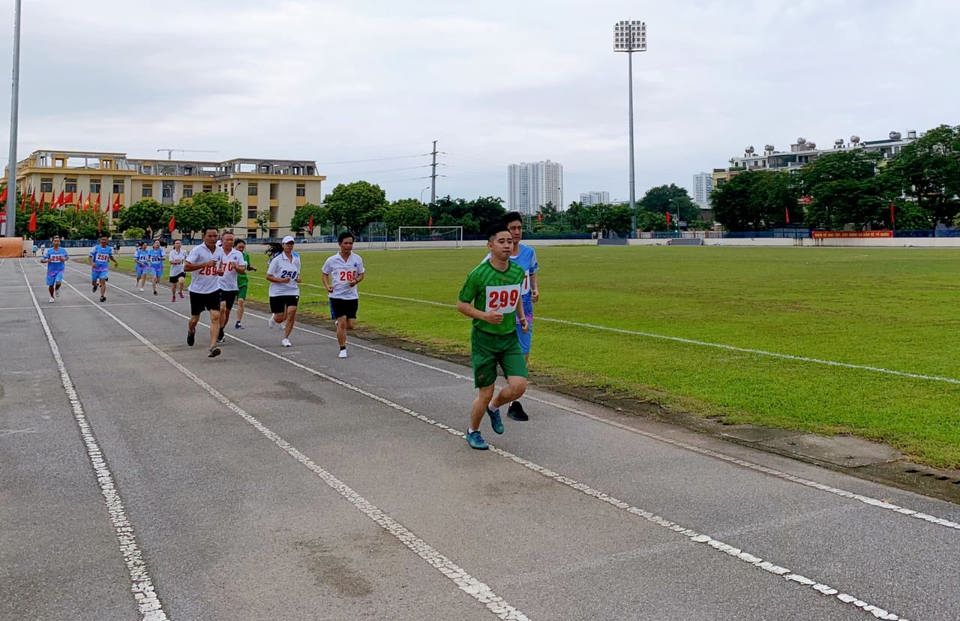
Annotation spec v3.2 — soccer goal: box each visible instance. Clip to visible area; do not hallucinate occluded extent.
[396,226,463,249]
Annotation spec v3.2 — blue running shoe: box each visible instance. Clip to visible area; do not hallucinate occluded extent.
[487,406,504,434]
[465,430,488,450]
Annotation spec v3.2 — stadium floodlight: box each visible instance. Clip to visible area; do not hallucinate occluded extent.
[4,0,22,236]
[614,19,647,238]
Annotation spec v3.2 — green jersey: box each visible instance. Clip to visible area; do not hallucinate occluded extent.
[459,259,525,336]
[237,251,252,287]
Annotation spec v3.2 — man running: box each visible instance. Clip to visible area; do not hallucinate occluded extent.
[321,231,365,359]
[87,235,118,303]
[456,223,528,450]
[265,235,301,348]
[134,242,150,291]
[148,239,165,296]
[233,239,255,329]
[167,239,187,302]
[216,231,246,344]
[40,235,69,302]
[502,211,540,422]
[184,227,224,358]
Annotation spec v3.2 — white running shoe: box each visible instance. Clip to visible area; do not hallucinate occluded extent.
[267,315,275,329]
[139,287,144,292]
[281,338,292,347]
[338,349,348,359]
[48,297,55,303]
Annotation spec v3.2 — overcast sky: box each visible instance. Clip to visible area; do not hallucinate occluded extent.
[1,0,957,205]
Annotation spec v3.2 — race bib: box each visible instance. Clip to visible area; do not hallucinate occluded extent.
[485,284,521,314]
[521,272,531,295]
[337,269,358,283]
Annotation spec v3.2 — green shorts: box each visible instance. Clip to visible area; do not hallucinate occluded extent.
[471,329,528,388]
[237,284,248,300]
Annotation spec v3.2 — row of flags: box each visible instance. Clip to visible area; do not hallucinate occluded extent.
[8,187,124,214]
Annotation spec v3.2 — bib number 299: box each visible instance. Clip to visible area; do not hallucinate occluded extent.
[485,285,520,313]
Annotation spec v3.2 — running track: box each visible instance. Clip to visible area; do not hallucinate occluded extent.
[2,257,958,620]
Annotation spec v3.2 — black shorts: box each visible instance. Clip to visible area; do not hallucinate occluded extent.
[269,295,299,314]
[220,289,238,310]
[168,273,185,283]
[329,297,359,319]
[189,291,221,316]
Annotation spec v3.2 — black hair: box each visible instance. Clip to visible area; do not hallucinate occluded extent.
[338,231,354,244]
[502,211,523,226]
[202,226,219,236]
[486,222,511,240]
[265,242,283,259]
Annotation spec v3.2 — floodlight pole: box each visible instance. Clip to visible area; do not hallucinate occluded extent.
[4,0,22,236]
[615,20,646,239]
[627,45,636,237]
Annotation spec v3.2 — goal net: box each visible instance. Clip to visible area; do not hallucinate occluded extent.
[396,226,463,248]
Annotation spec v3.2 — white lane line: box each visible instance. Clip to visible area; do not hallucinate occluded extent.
[55,277,529,621]
[18,263,169,621]
[238,311,960,534]
[355,289,960,386]
[89,271,909,621]
[71,265,960,533]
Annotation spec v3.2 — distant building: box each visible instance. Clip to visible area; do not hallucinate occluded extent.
[712,130,919,189]
[692,173,712,208]
[579,191,610,206]
[13,149,325,239]
[507,160,563,214]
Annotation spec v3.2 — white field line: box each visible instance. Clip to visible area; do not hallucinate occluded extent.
[75,267,911,621]
[18,263,169,621]
[72,266,960,533]
[54,275,528,621]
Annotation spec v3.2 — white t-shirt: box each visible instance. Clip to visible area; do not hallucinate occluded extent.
[186,244,224,294]
[217,248,247,292]
[168,248,187,277]
[267,252,301,297]
[321,252,365,301]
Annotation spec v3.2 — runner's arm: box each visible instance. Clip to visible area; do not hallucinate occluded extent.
[530,273,539,303]
[321,271,333,292]
[457,301,503,325]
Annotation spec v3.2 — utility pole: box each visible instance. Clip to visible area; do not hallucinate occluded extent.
[614,20,647,238]
[429,140,438,205]
[4,0,22,236]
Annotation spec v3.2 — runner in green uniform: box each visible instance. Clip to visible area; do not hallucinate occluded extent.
[456,223,529,450]
[233,239,256,329]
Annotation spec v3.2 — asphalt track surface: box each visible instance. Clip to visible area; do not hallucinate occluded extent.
[2,257,959,621]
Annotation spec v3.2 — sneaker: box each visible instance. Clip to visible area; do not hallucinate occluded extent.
[179,291,184,299]
[281,338,292,347]
[465,430,489,450]
[487,406,504,435]
[171,294,176,302]
[92,283,98,292]
[48,297,55,303]
[338,349,348,359]
[234,321,242,329]
[208,347,221,358]
[139,287,144,292]
[218,327,225,342]
[99,296,106,303]
[153,290,158,296]
[507,401,529,422]
[187,331,195,346]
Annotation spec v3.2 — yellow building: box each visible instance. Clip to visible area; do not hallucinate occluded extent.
[13,149,325,238]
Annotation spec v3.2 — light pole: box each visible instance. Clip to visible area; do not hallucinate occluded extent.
[4,0,22,236]
[614,20,647,238]
[419,186,430,203]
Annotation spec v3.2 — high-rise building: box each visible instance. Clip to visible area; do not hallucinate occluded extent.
[579,191,610,206]
[692,173,713,208]
[507,160,563,214]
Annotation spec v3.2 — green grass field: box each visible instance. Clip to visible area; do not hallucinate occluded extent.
[119,246,960,468]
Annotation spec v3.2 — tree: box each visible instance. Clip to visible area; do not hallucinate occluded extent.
[124,227,146,240]
[711,170,797,230]
[290,203,328,234]
[885,124,960,227]
[639,184,700,222]
[594,204,634,236]
[429,195,505,234]
[190,191,242,229]
[117,199,169,237]
[172,199,215,239]
[255,209,270,238]
[324,181,388,233]
[799,151,886,229]
[380,198,429,234]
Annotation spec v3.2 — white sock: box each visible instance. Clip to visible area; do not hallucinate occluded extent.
[488,400,498,412]
[468,428,477,434]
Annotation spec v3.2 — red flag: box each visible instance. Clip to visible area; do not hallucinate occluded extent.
[168,215,176,233]
[77,191,84,210]
[56,190,64,208]
[38,192,46,212]
[65,191,74,206]
[537,212,543,224]
[428,215,433,228]
[29,188,36,207]
[112,193,121,213]
[307,214,314,234]
[83,195,91,212]
[889,202,896,226]
[27,209,37,233]
[785,206,790,224]
[665,211,671,226]
[95,193,101,211]
[0,186,6,203]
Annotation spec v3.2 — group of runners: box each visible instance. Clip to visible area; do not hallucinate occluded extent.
[39,212,539,451]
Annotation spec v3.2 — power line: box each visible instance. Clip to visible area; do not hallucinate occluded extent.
[314,153,429,166]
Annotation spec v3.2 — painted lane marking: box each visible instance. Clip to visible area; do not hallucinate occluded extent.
[54,277,529,621]
[18,263,169,621]
[85,270,910,621]
[72,266,960,533]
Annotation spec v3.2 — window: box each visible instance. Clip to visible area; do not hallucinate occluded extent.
[64,178,77,193]
[247,183,258,196]
[142,185,153,198]
[90,179,101,194]
[296,183,305,197]
[183,184,194,198]
[40,177,53,193]
[269,183,278,200]
[113,180,124,194]
[247,208,258,219]
[202,184,212,193]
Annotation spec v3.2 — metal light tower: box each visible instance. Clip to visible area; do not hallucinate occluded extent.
[614,20,647,237]
[4,0,22,236]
